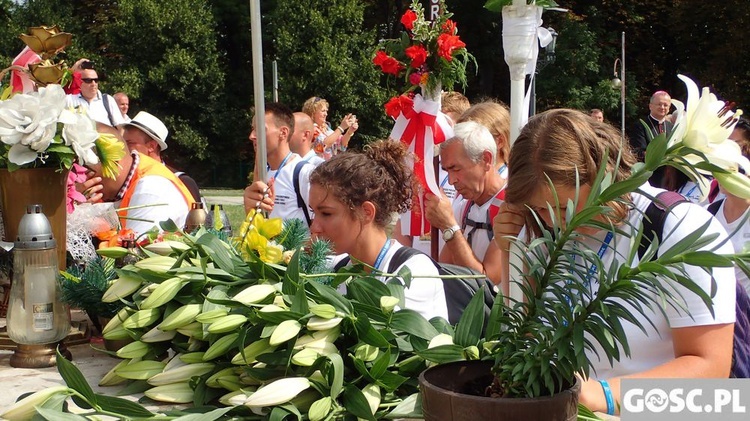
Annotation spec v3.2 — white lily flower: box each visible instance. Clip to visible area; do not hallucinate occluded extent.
[666,75,749,198]
[61,109,100,166]
[243,377,311,408]
[669,75,743,167]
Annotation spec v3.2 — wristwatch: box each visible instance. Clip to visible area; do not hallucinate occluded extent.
[442,225,461,242]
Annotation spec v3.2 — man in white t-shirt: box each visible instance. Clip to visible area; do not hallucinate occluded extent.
[290,112,325,166]
[65,63,127,128]
[243,103,314,229]
[424,121,507,286]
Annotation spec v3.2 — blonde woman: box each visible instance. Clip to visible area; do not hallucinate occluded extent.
[301,96,358,160]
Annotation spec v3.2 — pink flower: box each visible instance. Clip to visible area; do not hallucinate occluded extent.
[66,163,87,213]
[409,72,422,86]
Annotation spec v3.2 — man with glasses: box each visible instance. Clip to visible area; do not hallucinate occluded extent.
[65,60,126,128]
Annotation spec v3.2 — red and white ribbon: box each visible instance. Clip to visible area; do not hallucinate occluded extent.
[390,93,454,236]
[11,46,41,94]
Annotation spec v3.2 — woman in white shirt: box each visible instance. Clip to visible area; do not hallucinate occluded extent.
[493,109,736,415]
[308,140,448,320]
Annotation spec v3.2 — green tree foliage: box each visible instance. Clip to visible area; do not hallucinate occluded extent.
[269,0,392,145]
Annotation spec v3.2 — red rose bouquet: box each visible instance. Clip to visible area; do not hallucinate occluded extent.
[373,0,475,96]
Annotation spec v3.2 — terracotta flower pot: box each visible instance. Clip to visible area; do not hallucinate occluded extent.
[419,360,580,421]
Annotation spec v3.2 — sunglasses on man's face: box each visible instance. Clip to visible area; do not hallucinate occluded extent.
[81,78,99,84]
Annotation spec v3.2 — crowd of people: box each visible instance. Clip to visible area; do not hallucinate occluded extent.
[64,57,748,416]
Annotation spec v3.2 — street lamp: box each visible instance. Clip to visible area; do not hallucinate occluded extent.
[530,27,558,116]
[612,32,625,142]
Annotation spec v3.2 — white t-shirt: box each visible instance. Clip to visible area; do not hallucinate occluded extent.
[301,150,325,167]
[265,154,314,227]
[713,200,750,295]
[582,185,736,379]
[65,91,127,127]
[333,241,449,321]
[116,176,190,236]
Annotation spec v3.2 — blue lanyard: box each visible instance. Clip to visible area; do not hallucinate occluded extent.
[497,163,507,176]
[585,231,614,283]
[563,231,614,322]
[440,173,449,187]
[373,239,392,271]
[680,183,698,199]
[268,152,292,173]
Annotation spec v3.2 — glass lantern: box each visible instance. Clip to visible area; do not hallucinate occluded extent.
[6,204,70,367]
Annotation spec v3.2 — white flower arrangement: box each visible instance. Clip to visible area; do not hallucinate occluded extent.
[0,84,123,177]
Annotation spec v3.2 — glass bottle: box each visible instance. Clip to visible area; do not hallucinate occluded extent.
[6,204,70,345]
[205,204,233,237]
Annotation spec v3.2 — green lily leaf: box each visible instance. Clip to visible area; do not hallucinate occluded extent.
[354,313,391,347]
[348,275,392,307]
[36,407,88,421]
[342,384,376,421]
[390,309,439,340]
[383,392,423,419]
[56,350,96,409]
[415,344,465,363]
[307,280,353,314]
[95,394,154,417]
[453,285,487,347]
[170,407,234,421]
[328,353,345,398]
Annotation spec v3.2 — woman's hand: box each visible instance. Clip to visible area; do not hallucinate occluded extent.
[338,113,353,131]
[243,180,275,214]
[493,203,525,252]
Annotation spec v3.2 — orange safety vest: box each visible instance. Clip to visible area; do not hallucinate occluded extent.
[118,153,194,229]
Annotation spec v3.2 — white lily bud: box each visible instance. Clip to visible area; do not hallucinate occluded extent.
[291,348,320,367]
[115,360,166,380]
[362,383,381,416]
[354,344,379,362]
[140,326,177,343]
[243,377,311,408]
[101,275,143,302]
[231,339,278,365]
[380,296,400,313]
[1,386,70,420]
[140,277,189,309]
[428,333,454,349]
[207,314,248,334]
[306,316,342,331]
[116,341,151,359]
[203,333,240,361]
[269,320,302,346]
[122,308,162,329]
[147,362,214,386]
[232,284,277,305]
[99,358,131,387]
[144,382,194,403]
[195,308,229,324]
[308,396,333,421]
[309,304,337,319]
[158,304,202,331]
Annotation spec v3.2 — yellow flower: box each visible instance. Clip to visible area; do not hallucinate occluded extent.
[235,210,284,263]
[95,133,127,179]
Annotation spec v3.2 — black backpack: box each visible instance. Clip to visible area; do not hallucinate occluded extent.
[334,246,496,325]
[640,192,750,378]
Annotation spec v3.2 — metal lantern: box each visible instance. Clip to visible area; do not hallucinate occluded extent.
[6,204,71,368]
[184,202,207,233]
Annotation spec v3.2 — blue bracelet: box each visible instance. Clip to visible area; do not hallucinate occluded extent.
[598,379,615,415]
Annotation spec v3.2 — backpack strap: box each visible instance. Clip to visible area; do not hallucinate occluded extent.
[292,160,312,227]
[638,190,688,260]
[387,246,423,273]
[101,93,117,127]
[333,256,351,272]
[707,199,724,216]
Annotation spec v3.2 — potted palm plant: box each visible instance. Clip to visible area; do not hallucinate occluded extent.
[417,76,749,421]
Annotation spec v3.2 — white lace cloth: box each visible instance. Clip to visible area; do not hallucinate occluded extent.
[66,203,120,263]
